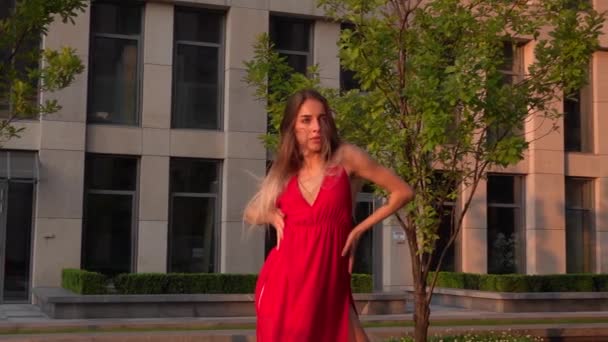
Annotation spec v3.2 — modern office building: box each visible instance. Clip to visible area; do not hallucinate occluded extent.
[0,0,606,303]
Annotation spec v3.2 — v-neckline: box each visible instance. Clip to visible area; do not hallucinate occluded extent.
[294,173,325,208]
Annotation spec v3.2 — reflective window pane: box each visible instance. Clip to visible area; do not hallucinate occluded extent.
[487,175,524,274]
[172,44,219,129]
[9,152,37,179]
[170,158,219,194]
[82,193,133,275]
[564,92,582,152]
[88,37,139,124]
[280,53,308,75]
[0,0,14,18]
[353,201,373,275]
[270,17,310,52]
[175,9,222,43]
[565,178,587,208]
[91,2,141,36]
[487,175,515,204]
[169,196,216,273]
[0,153,7,178]
[565,178,593,273]
[430,205,455,272]
[3,182,34,301]
[487,206,521,274]
[86,155,137,191]
[340,68,359,92]
[500,42,514,71]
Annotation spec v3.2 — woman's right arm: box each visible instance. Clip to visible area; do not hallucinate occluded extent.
[244,206,286,249]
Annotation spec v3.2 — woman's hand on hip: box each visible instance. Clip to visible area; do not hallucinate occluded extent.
[270,209,285,250]
[341,226,365,274]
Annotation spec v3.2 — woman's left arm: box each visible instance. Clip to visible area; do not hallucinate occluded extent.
[340,144,415,260]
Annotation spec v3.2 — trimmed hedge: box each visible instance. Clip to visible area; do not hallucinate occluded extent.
[114,273,372,295]
[62,269,373,295]
[61,268,107,295]
[429,272,608,292]
[351,274,373,293]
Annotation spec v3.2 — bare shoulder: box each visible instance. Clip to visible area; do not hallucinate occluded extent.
[335,142,372,177]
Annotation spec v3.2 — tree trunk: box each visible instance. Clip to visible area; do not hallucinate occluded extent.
[413,284,430,342]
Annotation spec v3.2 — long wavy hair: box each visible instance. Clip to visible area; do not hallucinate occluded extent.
[244,89,341,223]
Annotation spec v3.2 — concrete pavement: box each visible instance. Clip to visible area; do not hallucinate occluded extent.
[1,304,608,341]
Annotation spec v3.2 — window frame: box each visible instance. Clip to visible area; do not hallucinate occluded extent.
[339,22,359,92]
[171,6,225,131]
[269,15,314,75]
[565,177,595,273]
[81,153,139,275]
[0,150,37,304]
[0,0,42,120]
[86,0,145,126]
[564,75,594,153]
[167,158,222,273]
[486,41,526,146]
[486,174,526,274]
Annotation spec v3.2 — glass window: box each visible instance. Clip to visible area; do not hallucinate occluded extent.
[91,2,142,36]
[1,181,35,302]
[431,205,456,272]
[486,42,524,145]
[564,86,593,152]
[0,151,38,180]
[340,23,359,92]
[172,8,223,130]
[499,41,523,85]
[88,2,142,125]
[0,0,41,119]
[565,178,594,273]
[270,16,312,74]
[487,175,525,274]
[0,0,14,117]
[168,158,220,273]
[85,154,137,191]
[174,10,221,44]
[429,172,458,272]
[353,199,374,275]
[82,154,137,276]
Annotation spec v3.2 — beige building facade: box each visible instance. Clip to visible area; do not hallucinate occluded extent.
[0,0,606,303]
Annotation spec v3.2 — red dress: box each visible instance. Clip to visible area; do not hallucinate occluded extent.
[255,166,356,341]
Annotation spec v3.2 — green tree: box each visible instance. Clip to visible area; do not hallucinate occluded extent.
[0,0,85,144]
[244,0,604,341]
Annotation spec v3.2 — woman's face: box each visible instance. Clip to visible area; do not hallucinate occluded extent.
[294,99,327,154]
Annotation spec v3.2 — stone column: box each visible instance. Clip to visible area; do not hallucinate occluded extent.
[32,5,90,287]
[221,6,268,273]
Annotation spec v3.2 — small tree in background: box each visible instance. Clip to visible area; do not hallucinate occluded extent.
[245,0,604,340]
[0,0,86,144]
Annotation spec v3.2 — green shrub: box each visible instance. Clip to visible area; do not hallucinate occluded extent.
[542,274,594,292]
[478,274,497,291]
[114,273,168,294]
[432,272,605,292]
[61,269,107,295]
[593,274,608,291]
[437,272,465,289]
[351,273,373,293]
[66,270,375,295]
[463,273,481,289]
[493,275,529,292]
[221,274,258,293]
[165,274,224,294]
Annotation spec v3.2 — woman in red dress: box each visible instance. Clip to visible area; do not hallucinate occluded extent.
[244,89,414,342]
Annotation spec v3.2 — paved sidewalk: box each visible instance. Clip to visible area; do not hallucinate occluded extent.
[1,304,608,341]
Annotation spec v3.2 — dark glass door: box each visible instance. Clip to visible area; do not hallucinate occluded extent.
[1,181,34,302]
